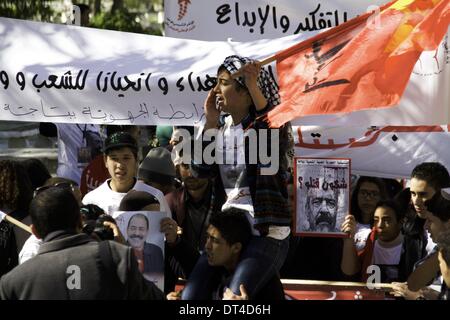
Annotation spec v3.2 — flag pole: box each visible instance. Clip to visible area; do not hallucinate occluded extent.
[231,1,381,79]
[230,55,276,79]
[4,214,32,234]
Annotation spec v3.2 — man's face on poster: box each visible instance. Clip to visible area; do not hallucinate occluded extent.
[306,188,338,232]
[127,215,149,250]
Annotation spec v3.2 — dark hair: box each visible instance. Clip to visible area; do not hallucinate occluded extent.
[351,176,387,224]
[394,188,411,211]
[374,199,405,223]
[30,187,80,238]
[383,178,403,199]
[20,158,51,190]
[437,229,450,266]
[425,193,450,223]
[127,213,149,231]
[43,176,78,187]
[119,191,159,211]
[209,208,251,247]
[0,160,33,213]
[411,162,450,191]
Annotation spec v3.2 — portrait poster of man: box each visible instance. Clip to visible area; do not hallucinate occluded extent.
[113,211,166,291]
[294,157,350,237]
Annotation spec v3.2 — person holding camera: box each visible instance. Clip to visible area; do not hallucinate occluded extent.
[0,186,164,300]
[80,204,125,244]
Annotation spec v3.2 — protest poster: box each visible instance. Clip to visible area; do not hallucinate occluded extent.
[294,157,350,237]
[113,211,166,292]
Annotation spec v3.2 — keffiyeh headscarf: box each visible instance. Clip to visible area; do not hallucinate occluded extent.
[220,55,281,108]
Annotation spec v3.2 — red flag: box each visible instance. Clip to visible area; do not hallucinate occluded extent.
[266,0,450,127]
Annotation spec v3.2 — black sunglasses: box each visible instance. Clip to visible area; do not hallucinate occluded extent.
[33,182,78,198]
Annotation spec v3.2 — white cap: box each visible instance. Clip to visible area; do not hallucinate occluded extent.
[441,188,450,201]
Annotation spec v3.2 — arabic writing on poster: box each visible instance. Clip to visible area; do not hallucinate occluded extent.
[0,69,216,97]
[216,3,348,36]
[0,17,296,125]
[0,67,215,123]
[294,157,350,237]
[298,176,348,191]
[2,99,206,124]
[295,126,445,150]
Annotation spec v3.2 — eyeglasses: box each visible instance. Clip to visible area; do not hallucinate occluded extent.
[34,182,78,198]
[359,189,380,199]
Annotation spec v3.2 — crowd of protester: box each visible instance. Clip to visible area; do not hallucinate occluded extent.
[1,55,449,300]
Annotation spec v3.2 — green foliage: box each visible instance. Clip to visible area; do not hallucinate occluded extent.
[90,8,161,35]
[0,0,55,21]
[0,0,163,35]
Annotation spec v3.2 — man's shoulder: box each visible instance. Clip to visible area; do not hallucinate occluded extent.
[83,180,110,201]
[0,243,67,289]
[165,187,184,203]
[1,259,34,283]
[144,241,163,253]
[105,239,132,259]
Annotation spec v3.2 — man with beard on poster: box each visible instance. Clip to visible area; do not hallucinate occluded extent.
[305,186,339,233]
[127,213,164,276]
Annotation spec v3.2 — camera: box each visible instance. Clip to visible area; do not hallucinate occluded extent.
[92,214,116,241]
[80,204,116,241]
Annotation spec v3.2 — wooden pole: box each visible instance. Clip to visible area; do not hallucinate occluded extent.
[3,214,32,234]
[281,278,394,290]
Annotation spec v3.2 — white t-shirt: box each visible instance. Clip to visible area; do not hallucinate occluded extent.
[372,234,403,281]
[56,123,100,185]
[18,234,43,264]
[82,179,171,216]
[217,117,289,240]
[372,238,403,265]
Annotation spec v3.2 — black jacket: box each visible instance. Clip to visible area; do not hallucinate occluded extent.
[0,231,164,300]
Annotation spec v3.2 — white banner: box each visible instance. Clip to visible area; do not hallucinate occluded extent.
[294,125,450,178]
[165,0,390,41]
[1,12,448,127]
[165,0,450,126]
[166,0,450,178]
[0,17,304,125]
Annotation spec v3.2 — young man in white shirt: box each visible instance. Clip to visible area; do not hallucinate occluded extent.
[82,132,170,216]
